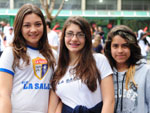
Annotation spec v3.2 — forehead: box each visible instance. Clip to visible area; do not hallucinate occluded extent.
[23,13,42,22]
[66,23,82,32]
[112,35,127,44]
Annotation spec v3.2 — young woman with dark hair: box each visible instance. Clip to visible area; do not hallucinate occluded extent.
[104,25,150,113]
[48,16,115,113]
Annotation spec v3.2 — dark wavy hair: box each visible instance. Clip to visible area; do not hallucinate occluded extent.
[12,4,55,70]
[104,25,142,68]
[52,16,100,92]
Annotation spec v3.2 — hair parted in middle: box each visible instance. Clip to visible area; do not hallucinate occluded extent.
[52,16,100,92]
[12,3,55,70]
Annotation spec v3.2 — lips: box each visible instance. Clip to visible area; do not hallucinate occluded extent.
[29,34,38,39]
[70,43,80,47]
[116,55,126,59]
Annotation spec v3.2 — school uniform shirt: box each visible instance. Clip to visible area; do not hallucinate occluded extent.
[113,59,150,113]
[0,46,56,113]
[56,53,113,109]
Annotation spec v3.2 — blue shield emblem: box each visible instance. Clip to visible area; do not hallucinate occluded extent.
[32,57,48,80]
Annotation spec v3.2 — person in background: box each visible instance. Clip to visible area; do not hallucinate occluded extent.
[137,29,150,60]
[46,19,59,52]
[0,4,57,113]
[3,23,10,36]
[97,26,105,46]
[0,31,6,56]
[92,34,104,53]
[5,27,14,46]
[48,16,115,113]
[52,22,61,33]
[104,25,150,113]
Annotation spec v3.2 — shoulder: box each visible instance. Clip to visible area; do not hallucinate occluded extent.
[93,53,113,79]
[135,62,150,79]
[142,64,150,73]
[4,46,13,50]
[0,46,13,60]
[93,53,111,69]
[136,59,150,71]
[93,53,107,62]
[2,46,13,55]
[0,46,14,71]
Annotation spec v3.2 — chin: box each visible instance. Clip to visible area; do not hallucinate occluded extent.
[117,61,126,64]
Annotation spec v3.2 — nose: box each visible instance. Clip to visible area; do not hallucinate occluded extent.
[30,25,37,32]
[71,34,78,40]
[118,47,123,52]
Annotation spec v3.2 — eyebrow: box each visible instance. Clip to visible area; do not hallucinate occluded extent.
[23,20,42,23]
[66,31,83,33]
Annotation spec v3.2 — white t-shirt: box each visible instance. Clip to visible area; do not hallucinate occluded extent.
[56,53,113,109]
[0,35,5,51]
[47,30,59,47]
[6,33,14,46]
[0,46,55,113]
[138,39,148,57]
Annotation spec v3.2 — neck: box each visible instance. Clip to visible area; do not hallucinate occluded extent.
[116,63,128,72]
[69,53,79,66]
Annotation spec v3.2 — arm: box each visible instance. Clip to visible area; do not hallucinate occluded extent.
[48,90,60,113]
[52,24,60,31]
[55,101,62,113]
[100,75,115,113]
[0,72,13,113]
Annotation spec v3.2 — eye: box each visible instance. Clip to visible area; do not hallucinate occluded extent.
[35,22,42,27]
[23,24,30,28]
[66,32,73,37]
[122,43,129,48]
[77,33,85,37]
[112,44,118,48]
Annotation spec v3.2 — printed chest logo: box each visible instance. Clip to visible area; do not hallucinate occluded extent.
[114,81,138,112]
[32,57,48,80]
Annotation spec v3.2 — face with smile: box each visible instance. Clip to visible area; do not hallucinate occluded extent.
[111,35,131,67]
[65,23,85,55]
[22,13,43,48]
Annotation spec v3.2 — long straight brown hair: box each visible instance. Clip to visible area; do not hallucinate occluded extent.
[52,16,100,92]
[12,4,55,70]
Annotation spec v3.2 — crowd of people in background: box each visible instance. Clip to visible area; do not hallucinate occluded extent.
[1,16,150,62]
[0,3,150,113]
[0,22,14,56]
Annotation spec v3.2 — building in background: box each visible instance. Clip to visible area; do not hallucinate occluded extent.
[0,0,150,32]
